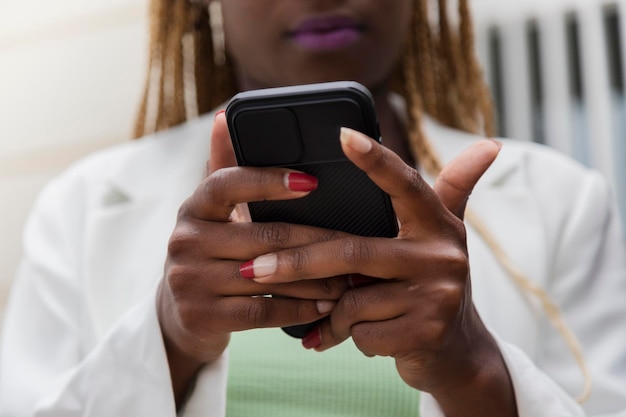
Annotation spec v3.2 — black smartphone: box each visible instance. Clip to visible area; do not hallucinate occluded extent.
[226,81,398,338]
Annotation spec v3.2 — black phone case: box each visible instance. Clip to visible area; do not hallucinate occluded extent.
[226,82,398,338]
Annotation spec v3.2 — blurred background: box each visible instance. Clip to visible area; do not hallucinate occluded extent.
[0,0,625,324]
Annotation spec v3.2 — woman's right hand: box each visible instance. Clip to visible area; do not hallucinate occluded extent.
[157,112,348,406]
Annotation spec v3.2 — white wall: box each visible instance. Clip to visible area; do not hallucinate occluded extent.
[0,0,149,320]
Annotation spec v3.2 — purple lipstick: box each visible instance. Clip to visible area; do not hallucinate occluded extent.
[290,15,363,51]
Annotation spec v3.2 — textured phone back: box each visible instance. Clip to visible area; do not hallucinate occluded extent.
[249,160,396,237]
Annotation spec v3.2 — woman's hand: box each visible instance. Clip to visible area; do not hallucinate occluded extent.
[242,128,517,416]
[157,112,350,406]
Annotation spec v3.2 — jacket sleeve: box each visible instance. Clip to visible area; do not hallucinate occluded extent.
[0,171,228,417]
[538,170,626,415]
[420,170,626,417]
[420,335,589,417]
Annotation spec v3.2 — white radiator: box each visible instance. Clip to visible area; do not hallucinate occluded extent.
[473,0,626,227]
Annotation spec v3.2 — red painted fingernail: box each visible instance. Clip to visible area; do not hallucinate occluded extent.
[239,260,255,279]
[302,327,322,349]
[215,109,226,120]
[285,173,318,192]
[239,254,277,279]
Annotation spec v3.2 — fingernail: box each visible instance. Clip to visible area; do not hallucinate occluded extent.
[340,127,372,154]
[284,173,318,192]
[215,109,226,120]
[316,300,336,314]
[302,327,322,349]
[487,138,502,149]
[239,254,277,279]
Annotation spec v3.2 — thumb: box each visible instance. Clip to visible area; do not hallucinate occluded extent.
[207,110,236,176]
[206,110,251,223]
[434,139,502,219]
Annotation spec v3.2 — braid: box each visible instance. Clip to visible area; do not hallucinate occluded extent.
[399,0,443,177]
[191,5,216,116]
[459,0,496,136]
[134,0,235,138]
[437,0,464,128]
[163,0,187,128]
[133,0,167,137]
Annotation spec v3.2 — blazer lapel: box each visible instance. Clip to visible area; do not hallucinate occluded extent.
[83,115,215,338]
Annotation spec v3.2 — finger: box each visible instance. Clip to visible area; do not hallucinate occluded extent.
[350,317,420,357]
[339,128,442,228]
[434,139,502,219]
[182,167,318,221]
[207,110,236,176]
[167,256,350,300]
[206,296,336,334]
[171,217,347,261]
[240,235,467,284]
[304,282,408,351]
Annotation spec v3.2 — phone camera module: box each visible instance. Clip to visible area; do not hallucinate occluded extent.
[233,108,303,166]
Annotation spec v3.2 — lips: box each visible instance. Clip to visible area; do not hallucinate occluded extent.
[289,15,364,51]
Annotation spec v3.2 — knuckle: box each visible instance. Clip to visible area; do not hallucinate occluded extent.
[447,217,468,242]
[340,238,371,265]
[177,200,193,220]
[435,211,468,241]
[165,264,189,295]
[167,222,198,258]
[236,301,269,328]
[252,169,270,190]
[426,243,469,281]
[443,246,470,279]
[321,229,345,242]
[338,290,363,319]
[404,166,427,195]
[289,248,309,274]
[255,222,291,247]
[204,168,237,206]
[176,303,202,333]
[429,282,466,323]
[199,176,218,202]
[167,228,194,258]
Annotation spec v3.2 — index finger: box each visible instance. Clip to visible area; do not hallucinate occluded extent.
[340,128,499,225]
[339,128,443,227]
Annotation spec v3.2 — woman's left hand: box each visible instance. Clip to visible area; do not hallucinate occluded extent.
[242,128,517,416]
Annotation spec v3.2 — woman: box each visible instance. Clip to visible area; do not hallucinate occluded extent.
[1,0,625,416]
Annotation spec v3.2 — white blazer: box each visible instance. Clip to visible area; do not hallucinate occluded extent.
[1,111,625,417]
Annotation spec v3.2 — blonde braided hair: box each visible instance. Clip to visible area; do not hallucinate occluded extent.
[134,0,591,402]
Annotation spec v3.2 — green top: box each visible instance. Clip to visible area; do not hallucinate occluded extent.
[226,327,420,416]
